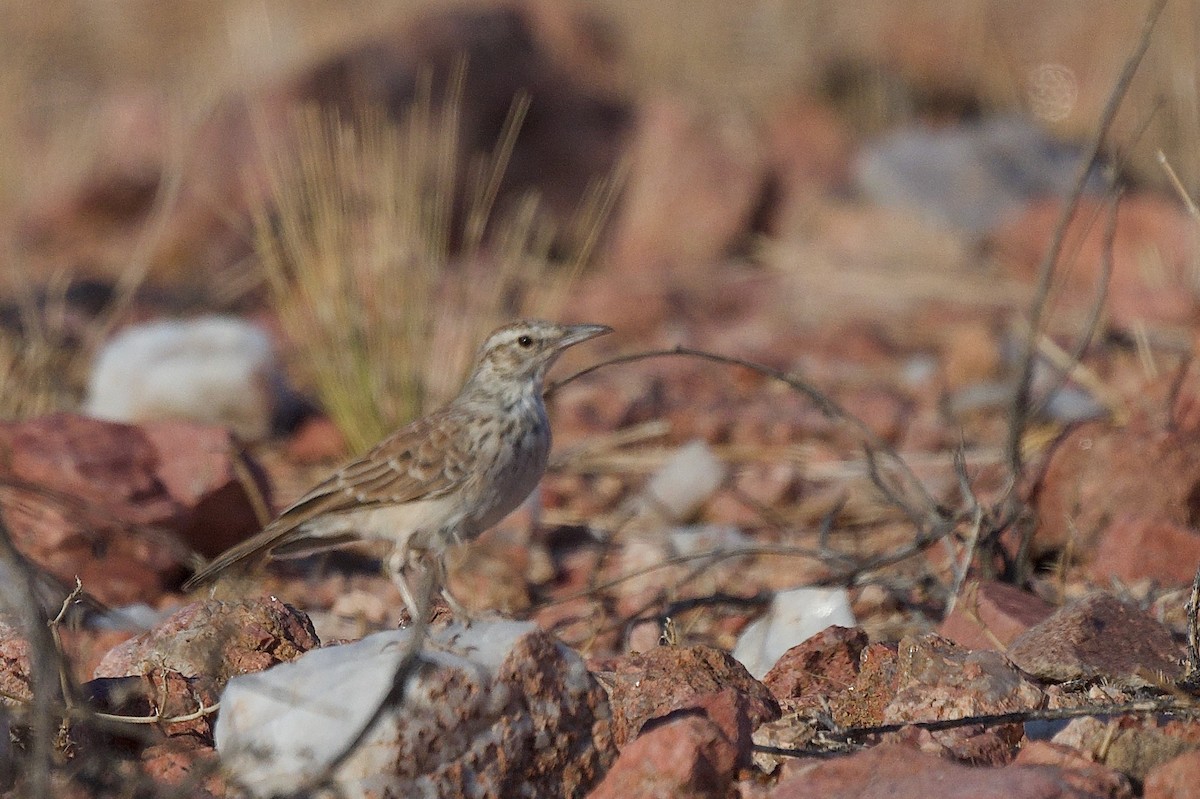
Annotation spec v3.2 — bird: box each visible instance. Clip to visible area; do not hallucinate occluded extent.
[182,319,611,619]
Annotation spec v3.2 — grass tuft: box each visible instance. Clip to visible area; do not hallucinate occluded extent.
[254,68,619,453]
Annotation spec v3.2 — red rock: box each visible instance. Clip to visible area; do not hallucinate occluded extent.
[939,581,1056,652]
[1007,593,1183,683]
[608,98,767,272]
[762,626,868,714]
[607,645,780,750]
[827,641,900,729]
[94,597,319,692]
[771,742,1131,799]
[82,670,220,741]
[1145,749,1200,799]
[0,414,270,604]
[0,620,33,706]
[991,195,1198,327]
[586,714,737,799]
[882,634,1043,764]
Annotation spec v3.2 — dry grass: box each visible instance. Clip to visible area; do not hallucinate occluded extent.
[254,69,618,453]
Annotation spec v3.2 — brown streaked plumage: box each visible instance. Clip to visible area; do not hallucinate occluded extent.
[183,320,610,616]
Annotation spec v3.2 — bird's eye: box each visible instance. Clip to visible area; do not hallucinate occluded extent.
[517,335,533,348]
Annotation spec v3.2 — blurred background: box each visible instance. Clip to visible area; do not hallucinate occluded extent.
[2,0,1199,457]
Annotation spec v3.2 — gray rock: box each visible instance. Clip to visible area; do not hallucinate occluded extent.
[216,619,614,799]
[855,115,1101,233]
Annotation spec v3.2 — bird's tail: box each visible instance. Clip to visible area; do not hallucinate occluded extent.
[181,523,294,591]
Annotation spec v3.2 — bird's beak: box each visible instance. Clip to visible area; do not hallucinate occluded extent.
[558,323,612,349]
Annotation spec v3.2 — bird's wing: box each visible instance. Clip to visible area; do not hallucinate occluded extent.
[182,406,476,590]
[273,406,473,524]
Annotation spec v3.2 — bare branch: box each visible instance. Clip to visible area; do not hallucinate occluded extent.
[1006,0,1167,482]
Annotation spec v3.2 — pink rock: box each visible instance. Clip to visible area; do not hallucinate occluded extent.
[586,714,738,799]
[608,98,767,272]
[1032,417,1200,558]
[141,420,272,558]
[1014,740,1130,799]
[140,740,224,799]
[939,581,1055,652]
[95,597,319,691]
[1007,593,1183,683]
[991,195,1198,328]
[771,742,1131,799]
[1145,750,1200,799]
[1089,516,1200,586]
[607,645,780,751]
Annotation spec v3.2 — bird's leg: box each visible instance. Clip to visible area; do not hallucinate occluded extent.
[434,554,474,627]
[386,546,424,624]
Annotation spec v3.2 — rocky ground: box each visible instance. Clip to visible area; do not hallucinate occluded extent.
[3,1,1200,797]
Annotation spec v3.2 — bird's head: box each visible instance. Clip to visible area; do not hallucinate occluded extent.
[463,319,611,400]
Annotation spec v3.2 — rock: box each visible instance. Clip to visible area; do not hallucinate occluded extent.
[609,98,766,271]
[140,739,224,798]
[284,414,347,463]
[882,634,1044,763]
[990,194,1198,328]
[0,414,271,603]
[586,714,737,799]
[606,645,779,757]
[81,670,221,742]
[856,115,1097,233]
[1089,516,1200,586]
[1145,750,1200,799]
[0,619,32,707]
[94,598,319,694]
[762,626,868,715]
[1032,417,1200,559]
[216,619,613,799]
[761,96,855,236]
[939,581,1056,652]
[827,642,902,729]
[1007,593,1183,684]
[771,742,1131,799]
[733,589,857,679]
[139,421,272,558]
[1014,741,1132,799]
[1052,716,1197,784]
[84,317,283,441]
[636,439,727,524]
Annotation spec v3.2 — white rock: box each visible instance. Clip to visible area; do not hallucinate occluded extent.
[639,439,725,522]
[732,586,857,679]
[84,316,279,440]
[668,524,755,558]
[216,619,612,799]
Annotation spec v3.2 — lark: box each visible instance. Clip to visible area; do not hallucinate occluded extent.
[183,319,611,618]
